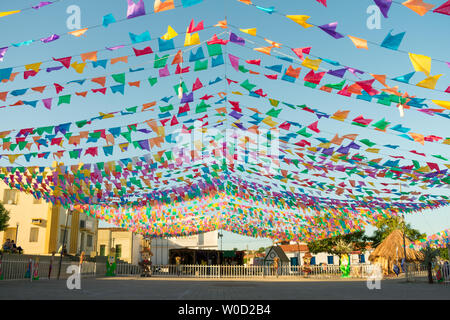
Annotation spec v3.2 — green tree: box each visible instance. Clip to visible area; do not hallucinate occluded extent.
[307,231,370,258]
[257,247,265,253]
[370,216,425,247]
[438,247,449,260]
[0,201,10,232]
[422,246,440,284]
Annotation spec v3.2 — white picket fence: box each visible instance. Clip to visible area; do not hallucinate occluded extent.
[3,259,448,282]
[0,259,97,280]
[149,264,375,279]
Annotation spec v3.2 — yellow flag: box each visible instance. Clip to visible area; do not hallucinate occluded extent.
[0,10,20,18]
[184,32,200,46]
[25,62,42,72]
[240,28,257,36]
[432,100,450,110]
[286,15,313,28]
[161,25,178,40]
[262,116,278,127]
[302,57,322,71]
[71,61,87,74]
[366,148,380,153]
[416,74,442,89]
[408,53,431,75]
[348,35,368,49]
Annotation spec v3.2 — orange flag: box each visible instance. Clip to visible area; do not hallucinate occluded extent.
[110,56,128,64]
[348,35,368,49]
[80,51,97,62]
[154,0,175,13]
[215,19,227,29]
[402,0,434,16]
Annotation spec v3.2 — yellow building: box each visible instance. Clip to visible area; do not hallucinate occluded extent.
[97,228,150,264]
[0,182,98,256]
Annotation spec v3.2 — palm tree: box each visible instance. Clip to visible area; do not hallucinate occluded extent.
[334,239,354,258]
[422,246,440,284]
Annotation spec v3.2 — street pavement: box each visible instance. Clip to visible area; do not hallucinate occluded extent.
[0,276,449,300]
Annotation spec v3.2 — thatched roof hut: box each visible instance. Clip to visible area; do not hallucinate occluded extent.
[369,229,424,275]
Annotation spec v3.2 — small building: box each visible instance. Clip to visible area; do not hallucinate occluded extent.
[264,246,290,266]
[169,248,245,265]
[97,228,150,264]
[0,184,98,256]
[151,230,219,265]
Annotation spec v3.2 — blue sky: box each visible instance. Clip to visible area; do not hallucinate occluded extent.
[0,0,448,250]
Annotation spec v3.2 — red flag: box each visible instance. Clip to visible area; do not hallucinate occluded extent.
[188,19,204,33]
[53,56,72,68]
[192,78,203,91]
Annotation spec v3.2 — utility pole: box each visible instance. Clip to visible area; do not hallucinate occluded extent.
[399,182,408,277]
[57,209,71,280]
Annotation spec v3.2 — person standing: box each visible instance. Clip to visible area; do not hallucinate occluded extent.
[175,256,181,276]
[273,257,279,278]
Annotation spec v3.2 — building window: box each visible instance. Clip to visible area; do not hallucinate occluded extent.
[29,228,39,242]
[99,245,106,256]
[115,245,122,259]
[310,257,316,265]
[87,234,93,247]
[3,189,19,205]
[327,256,334,265]
[359,254,366,263]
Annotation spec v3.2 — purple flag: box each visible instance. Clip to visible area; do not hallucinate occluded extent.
[229,110,243,120]
[346,67,364,77]
[0,47,8,62]
[32,1,53,9]
[43,98,52,110]
[106,45,125,51]
[46,66,63,72]
[336,146,350,154]
[318,22,344,39]
[41,34,60,43]
[228,54,240,71]
[374,0,392,18]
[348,142,360,150]
[322,147,334,156]
[327,68,346,78]
[138,140,150,151]
[180,92,194,103]
[229,32,245,46]
[127,0,146,19]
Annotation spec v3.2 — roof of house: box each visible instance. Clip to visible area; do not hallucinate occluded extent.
[264,246,290,263]
[279,244,309,253]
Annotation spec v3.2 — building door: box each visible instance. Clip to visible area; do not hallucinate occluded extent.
[290,257,298,266]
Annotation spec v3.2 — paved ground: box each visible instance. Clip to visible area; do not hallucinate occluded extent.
[0,276,449,300]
